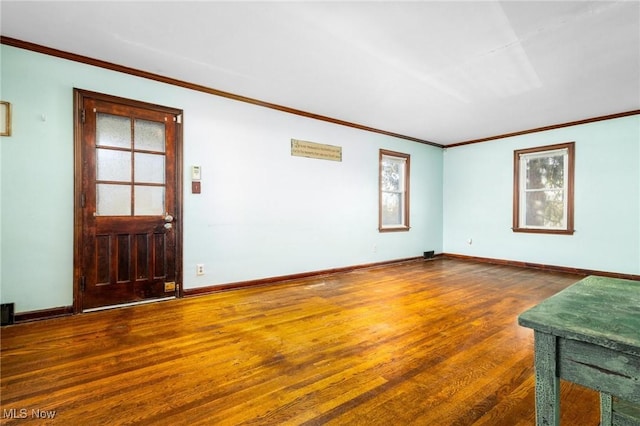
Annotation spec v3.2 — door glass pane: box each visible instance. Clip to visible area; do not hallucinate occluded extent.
[97,149,131,182]
[97,184,131,216]
[134,153,165,184]
[97,113,131,148]
[134,186,164,216]
[134,119,165,152]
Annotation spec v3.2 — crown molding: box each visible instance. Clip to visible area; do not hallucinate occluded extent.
[1,36,443,148]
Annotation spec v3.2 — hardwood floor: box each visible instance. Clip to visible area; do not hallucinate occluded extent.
[1,258,600,425]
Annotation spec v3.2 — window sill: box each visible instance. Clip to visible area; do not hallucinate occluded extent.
[512,227,575,235]
[379,226,411,233]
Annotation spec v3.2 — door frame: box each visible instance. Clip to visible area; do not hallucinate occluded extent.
[73,88,184,313]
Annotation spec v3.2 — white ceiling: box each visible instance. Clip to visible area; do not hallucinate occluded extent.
[1,1,639,145]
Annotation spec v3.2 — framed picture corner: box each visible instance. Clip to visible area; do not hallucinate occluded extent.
[1,101,12,137]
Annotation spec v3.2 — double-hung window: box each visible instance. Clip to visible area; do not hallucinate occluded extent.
[379,149,410,232]
[513,142,575,234]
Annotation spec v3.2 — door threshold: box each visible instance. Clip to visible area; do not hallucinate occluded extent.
[83,296,176,313]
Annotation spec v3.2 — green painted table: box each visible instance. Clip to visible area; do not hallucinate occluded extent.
[518,275,640,426]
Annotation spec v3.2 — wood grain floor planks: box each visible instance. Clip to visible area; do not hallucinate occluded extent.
[1,258,600,425]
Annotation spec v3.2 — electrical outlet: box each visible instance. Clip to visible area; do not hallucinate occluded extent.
[196,264,205,276]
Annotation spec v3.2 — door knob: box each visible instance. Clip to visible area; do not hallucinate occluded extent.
[164,214,174,223]
[164,223,173,230]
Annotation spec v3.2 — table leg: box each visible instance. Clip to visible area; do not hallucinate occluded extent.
[534,331,560,426]
[600,393,613,426]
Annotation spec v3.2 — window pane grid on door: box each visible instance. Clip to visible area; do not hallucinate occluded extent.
[95,113,166,216]
[134,152,165,184]
[96,113,131,148]
[96,148,132,182]
[134,185,165,216]
[78,90,181,312]
[134,119,166,152]
[97,184,132,216]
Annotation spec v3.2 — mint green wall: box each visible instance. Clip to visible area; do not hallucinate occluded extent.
[0,45,443,313]
[443,115,640,275]
[4,44,636,315]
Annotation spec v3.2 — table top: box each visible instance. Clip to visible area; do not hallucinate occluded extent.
[518,275,640,355]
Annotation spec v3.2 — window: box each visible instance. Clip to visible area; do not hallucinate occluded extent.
[379,149,410,232]
[513,142,575,234]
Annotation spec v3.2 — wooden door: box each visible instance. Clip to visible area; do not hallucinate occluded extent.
[74,90,182,311]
